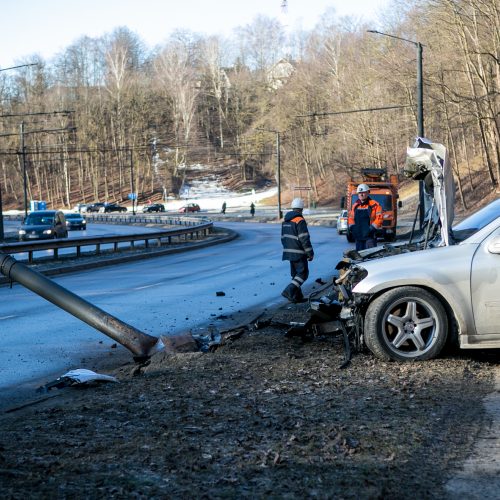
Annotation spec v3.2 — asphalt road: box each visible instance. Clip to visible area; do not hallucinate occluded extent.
[0,221,350,407]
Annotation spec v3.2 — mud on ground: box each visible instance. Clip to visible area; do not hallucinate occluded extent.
[0,303,496,499]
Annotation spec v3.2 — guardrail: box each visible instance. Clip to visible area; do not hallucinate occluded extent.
[0,219,213,264]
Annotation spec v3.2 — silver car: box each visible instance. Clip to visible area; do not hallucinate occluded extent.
[337,209,349,235]
[341,198,500,361]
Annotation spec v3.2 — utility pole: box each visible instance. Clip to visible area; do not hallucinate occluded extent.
[276,131,282,219]
[130,149,136,215]
[20,122,28,217]
[0,63,39,239]
[367,30,426,229]
[257,128,282,219]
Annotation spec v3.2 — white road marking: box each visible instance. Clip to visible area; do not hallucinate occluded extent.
[134,283,162,290]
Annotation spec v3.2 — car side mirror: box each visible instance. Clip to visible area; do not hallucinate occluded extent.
[487,235,500,255]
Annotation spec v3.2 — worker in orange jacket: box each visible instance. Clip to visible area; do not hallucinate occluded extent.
[348,184,383,251]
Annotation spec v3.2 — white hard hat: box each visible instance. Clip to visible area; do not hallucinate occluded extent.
[291,197,305,209]
[356,183,370,193]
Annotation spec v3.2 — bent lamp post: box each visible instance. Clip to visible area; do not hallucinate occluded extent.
[0,252,164,360]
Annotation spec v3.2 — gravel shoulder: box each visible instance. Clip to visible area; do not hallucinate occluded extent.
[1,218,499,498]
[0,300,497,499]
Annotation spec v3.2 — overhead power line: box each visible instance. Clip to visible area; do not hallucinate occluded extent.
[296,104,412,118]
[0,110,74,119]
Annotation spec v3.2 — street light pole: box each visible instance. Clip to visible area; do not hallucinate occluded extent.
[130,149,136,215]
[416,41,424,138]
[0,63,39,239]
[257,128,282,219]
[367,30,425,229]
[276,131,282,219]
[20,122,28,217]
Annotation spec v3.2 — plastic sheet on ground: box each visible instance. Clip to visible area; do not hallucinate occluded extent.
[37,369,119,393]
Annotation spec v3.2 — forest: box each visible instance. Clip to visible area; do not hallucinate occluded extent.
[0,0,499,211]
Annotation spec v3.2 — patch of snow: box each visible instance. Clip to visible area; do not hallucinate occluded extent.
[164,186,277,211]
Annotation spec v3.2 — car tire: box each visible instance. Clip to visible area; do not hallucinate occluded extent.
[346,230,355,243]
[364,286,448,361]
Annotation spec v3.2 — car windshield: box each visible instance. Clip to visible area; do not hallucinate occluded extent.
[66,214,81,219]
[25,215,54,225]
[452,198,500,240]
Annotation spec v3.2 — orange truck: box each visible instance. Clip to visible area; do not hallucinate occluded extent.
[343,168,400,242]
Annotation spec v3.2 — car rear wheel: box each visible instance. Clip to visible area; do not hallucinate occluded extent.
[364,286,448,361]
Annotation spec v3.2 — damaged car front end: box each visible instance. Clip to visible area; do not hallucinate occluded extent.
[304,139,500,362]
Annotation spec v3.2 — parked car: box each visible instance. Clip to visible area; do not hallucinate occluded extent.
[142,203,165,213]
[86,202,106,213]
[65,212,87,230]
[336,209,348,234]
[338,198,500,361]
[102,203,127,213]
[73,203,89,213]
[18,210,68,241]
[178,203,201,213]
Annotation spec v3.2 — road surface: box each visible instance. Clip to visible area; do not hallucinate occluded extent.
[0,221,350,406]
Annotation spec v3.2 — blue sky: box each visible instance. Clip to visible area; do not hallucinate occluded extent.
[1,0,391,67]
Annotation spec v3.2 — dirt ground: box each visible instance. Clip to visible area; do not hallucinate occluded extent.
[0,301,497,499]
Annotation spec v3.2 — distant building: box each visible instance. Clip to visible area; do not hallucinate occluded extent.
[267,59,294,90]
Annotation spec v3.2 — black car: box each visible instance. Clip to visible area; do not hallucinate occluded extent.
[103,203,127,213]
[86,202,106,213]
[65,212,87,230]
[142,203,165,213]
[19,210,68,241]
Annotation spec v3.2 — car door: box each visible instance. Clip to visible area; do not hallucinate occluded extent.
[470,226,500,335]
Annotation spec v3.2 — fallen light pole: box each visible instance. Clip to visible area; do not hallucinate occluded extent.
[0,252,164,360]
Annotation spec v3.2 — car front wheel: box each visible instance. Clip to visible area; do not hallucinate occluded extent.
[364,286,448,361]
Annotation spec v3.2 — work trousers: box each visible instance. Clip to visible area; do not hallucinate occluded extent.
[287,258,309,291]
[355,237,377,251]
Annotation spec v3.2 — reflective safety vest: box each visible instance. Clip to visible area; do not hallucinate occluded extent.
[348,198,383,239]
[281,211,314,261]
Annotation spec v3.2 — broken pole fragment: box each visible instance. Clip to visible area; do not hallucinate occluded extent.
[0,252,163,360]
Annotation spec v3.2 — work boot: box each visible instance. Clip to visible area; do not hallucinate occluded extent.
[281,284,298,303]
[294,288,307,304]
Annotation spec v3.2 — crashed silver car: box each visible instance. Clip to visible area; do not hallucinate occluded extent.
[337,198,500,361]
[332,139,500,361]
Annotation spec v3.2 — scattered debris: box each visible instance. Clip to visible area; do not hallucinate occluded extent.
[160,333,199,353]
[216,291,226,296]
[253,319,271,330]
[36,369,118,393]
[191,325,222,352]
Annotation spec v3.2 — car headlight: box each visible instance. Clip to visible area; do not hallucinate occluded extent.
[82,219,86,224]
[19,229,26,235]
[43,229,53,235]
